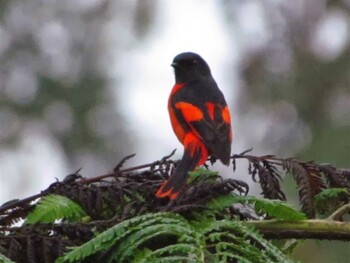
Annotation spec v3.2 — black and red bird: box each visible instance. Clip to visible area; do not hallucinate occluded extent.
[156,52,233,200]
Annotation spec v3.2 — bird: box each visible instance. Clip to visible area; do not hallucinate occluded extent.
[156,52,233,200]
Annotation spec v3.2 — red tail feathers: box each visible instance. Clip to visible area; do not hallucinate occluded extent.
[156,146,205,199]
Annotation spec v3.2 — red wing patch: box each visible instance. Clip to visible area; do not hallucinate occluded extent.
[168,106,186,143]
[222,106,233,143]
[222,106,231,124]
[183,132,208,166]
[175,102,203,122]
[205,102,215,121]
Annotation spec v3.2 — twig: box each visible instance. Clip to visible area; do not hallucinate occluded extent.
[327,203,350,221]
[236,148,253,156]
[0,193,45,213]
[87,150,178,184]
[113,153,136,172]
[161,149,177,161]
[62,168,82,183]
[81,162,157,184]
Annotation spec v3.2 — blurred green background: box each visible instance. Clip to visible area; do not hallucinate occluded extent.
[0,0,349,262]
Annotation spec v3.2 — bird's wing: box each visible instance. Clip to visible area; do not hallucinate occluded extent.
[173,100,232,165]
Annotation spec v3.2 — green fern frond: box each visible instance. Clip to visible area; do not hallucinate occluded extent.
[207,194,306,221]
[199,219,296,263]
[245,224,294,263]
[138,244,202,263]
[243,196,306,221]
[113,223,202,262]
[150,243,200,257]
[215,252,251,263]
[314,188,348,200]
[56,212,201,263]
[314,188,349,215]
[205,193,238,213]
[56,212,296,263]
[314,188,348,206]
[188,167,219,183]
[0,253,15,263]
[26,194,87,224]
[203,223,262,262]
[215,241,261,261]
[144,255,200,263]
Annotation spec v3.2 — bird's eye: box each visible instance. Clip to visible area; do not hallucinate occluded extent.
[192,59,198,64]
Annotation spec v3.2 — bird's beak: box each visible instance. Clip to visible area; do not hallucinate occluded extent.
[171,62,177,68]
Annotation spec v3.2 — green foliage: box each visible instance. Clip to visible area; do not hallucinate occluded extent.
[314,188,349,215]
[206,194,306,221]
[188,167,219,183]
[195,219,296,263]
[5,164,330,262]
[56,212,203,263]
[279,239,302,255]
[205,194,239,213]
[314,188,348,202]
[0,253,15,263]
[26,194,87,224]
[56,212,296,263]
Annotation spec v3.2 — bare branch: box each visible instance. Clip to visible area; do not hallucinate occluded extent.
[249,219,350,240]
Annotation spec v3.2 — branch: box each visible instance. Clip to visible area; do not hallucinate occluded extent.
[248,219,350,240]
[0,150,178,213]
[327,204,350,221]
[82,149,177,184]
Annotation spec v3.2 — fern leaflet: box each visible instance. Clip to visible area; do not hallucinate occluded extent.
[26,194,87,224]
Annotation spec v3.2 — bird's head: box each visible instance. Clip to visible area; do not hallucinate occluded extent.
[171,52,211,83]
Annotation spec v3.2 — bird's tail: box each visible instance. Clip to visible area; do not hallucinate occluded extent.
[156,147,204,200]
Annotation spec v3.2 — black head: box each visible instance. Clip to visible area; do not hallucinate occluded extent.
[171,52,211,83]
